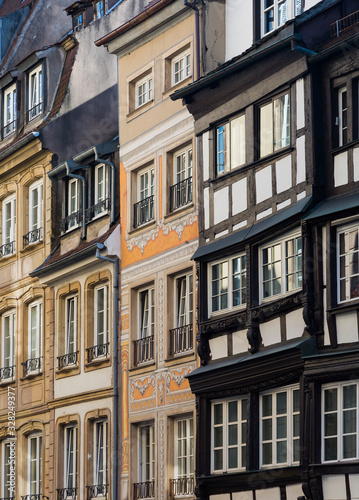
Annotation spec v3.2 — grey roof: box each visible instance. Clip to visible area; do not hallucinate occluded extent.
[303,191,359,220]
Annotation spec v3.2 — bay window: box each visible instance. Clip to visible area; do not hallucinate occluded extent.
[338,223,359,302]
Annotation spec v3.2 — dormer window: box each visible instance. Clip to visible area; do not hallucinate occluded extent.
[28,65,43,121]
[3,83,16,137]
[73,12,83,32]
[94,0,104,20]
[261,0,303,37]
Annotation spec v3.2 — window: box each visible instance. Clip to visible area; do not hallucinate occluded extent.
[210,254,246,314]
[172,50,191,86]
[338,224,359,302]
[260,385,300,467]
[134,424,155,499]
[170,274,193,356]
[1,310,15,381]
[28,65,43,120]
[260,233,302,300]
[261,0,302,36]
[216,114,246,175]
[2,440,14,498]
[61,178,80,232]
[28,434,42,496]
[135,75,153,109]
[93,164,109,217]
[94,0,104,19]
[63,426,78,496]
[171,417,194,496]
[1,194,16,257]
[94,421,108,490]
[87,285,109,363]
[73,13,83,32]
[3,84,16,137]
[58,295,78,370]
[259,93,290,158]
[323,381,358,462]
[23,301,42,376]
[212,398,247,473]
[170,147,193,212]
[24,180,43,246]
[134,287,155,366]
[133,167,154,228]
[337,86,348,147]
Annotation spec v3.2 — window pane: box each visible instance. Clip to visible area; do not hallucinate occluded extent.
[260,103,273,157]
[228,447,238,469]
[324,438,337,461]
[274,94,290,150]
[262,442,272,464]
[262,394,272,417]
[262,419,272,441]
[214,427,223,448]
[343,385,357,409]
[228,424,238,446]
[277,440,287,463]
[325,388,337,412]
[231,115,246,169]
[343,435,356,459]
[228,401,238,422]
[277,392,287,414]
[213,449,223,470]
[324,414,337,437]
[214,404,223,425]
[276,416,287,439]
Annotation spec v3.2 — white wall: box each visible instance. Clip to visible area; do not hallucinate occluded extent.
[225,0,253,61]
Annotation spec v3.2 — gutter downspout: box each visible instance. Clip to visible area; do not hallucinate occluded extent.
[184,0,200,79]
[96,243,119,500]
[65,162,87,239]
[92,147,116,225]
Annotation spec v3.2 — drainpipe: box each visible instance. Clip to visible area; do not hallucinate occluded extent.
[65,162,87,239]
[92,147,116,225]
[184,0,200,79]
[96,243,119,500]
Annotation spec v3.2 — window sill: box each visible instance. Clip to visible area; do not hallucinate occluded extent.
[209,305,246,318]
[330,137,359,155]
[165,350,195,365]
[20,239,43,254]
[328,299,359,315]
[21,370,43,381]
[129,359,156,373]
[84,355,111,372]
[127,99,154,122]
[56,364,80,379]
[128,219,156,235]
[0,377,16,386]
[164,202,194,221]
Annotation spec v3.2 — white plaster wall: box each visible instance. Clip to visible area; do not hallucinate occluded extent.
[256,166,272,203]
[260,318,281,346]
[322,475,347,500]
[276,155,292,193]
[204,187,210,229]
[297,191,306,200]
[232,491,253,500]
[232,330,249,355]
[296,135,306,184]
[286,484,304,500]
[336,311,359,344]
[256,208,272,220]
[215,230,229,238]
[232,178,247,215]
[286,309,305,340]
[55,366,113,399]
[296,78,305,130]
[277,199,291,211]
[334,151,348,187]
[225,0,253,61]
[350,475,359,498]
[256,487,280,500]
[203,131,210,182]
[214,187,229,225]
[233,220,247,231]
[304,0,322,11]
[354,147,359,182]
[209,335,228,360]
[210,496,231,500]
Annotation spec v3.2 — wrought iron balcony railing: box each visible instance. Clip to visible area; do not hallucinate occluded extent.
[170,177,192,212]
[21,495,49,500]
[56,487,77,500]
[133,335,154,366]
[21,356,42,377]
[0,365,15,381]
[2,119,16,137]
[133,195,154,228]
[60,211,83,233]
[23,228,42,248]
[57,351,79,371]
[0,241,15,257]
[86,342,109,363]
[27,102,43,121]
[86,484,108,499]
[169,324,193,356]
[170,477,194,496]
[330,9,359,37]
[86,198,110,222]
[133,481,155,499]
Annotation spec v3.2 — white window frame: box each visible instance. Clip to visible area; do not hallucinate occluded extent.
[64,425,78,492]
[211,397,247,473]
[209,254,247,315]
[134,166,155,228]
[94,285,109,348]
[139,286,155,340]
[135,74,153,109]
[28,301,42,368]
[2,194,16,252]
[174,416,194,482]
[3,83,16,136]
[174,146,193,185]
[94,163,109,217]
[28,65,43,120]
[260,230,302,302]
[261,0,302,36]
[172,50,191,86]
[138,424,155,483]
[175,273,193,328]
[138,167,154,202]
[28,433,42,495]
[260,384,300,468]
[216,114,246,175]
[338,86,348,147]
[65,295,78,355]
[67,178,79,230]
[337,222,359,303]
[259,92,290,158]
[94,420,108,487]
[322,381,359,463]
[1,309,15,376]
[29,179,43,240]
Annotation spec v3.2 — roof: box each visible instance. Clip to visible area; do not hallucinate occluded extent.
[192,195,313,261]
[0,0,34,17]
[95,0,174,47]
[303,191,359,221]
